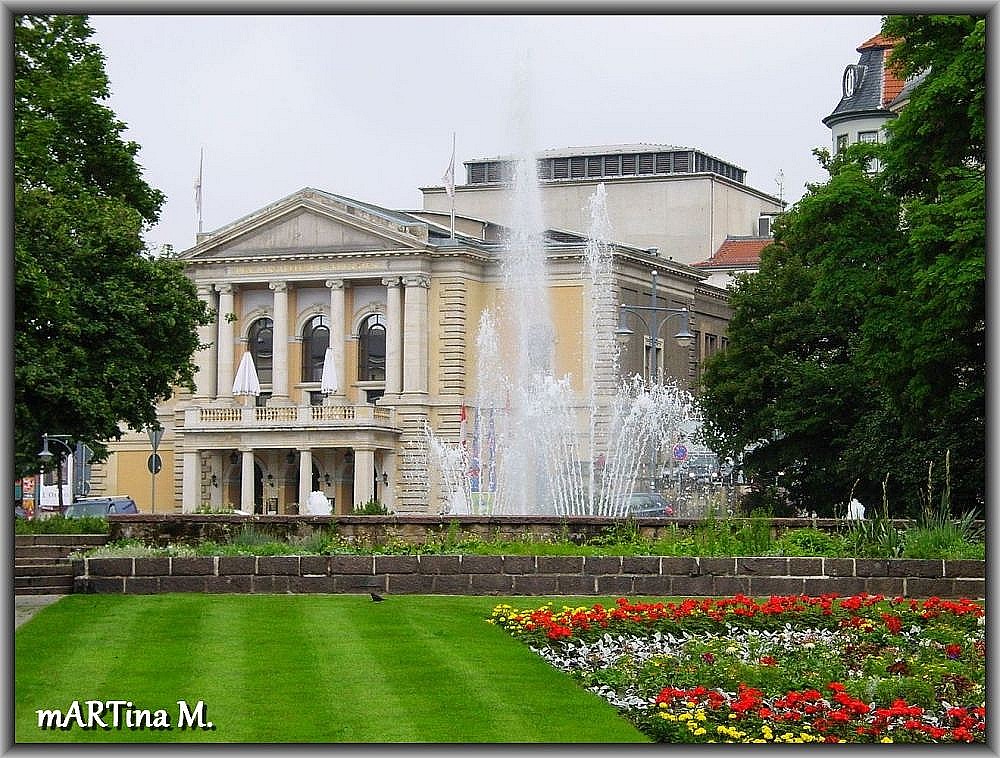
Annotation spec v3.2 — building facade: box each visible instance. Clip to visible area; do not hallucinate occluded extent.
[93,176,738,515]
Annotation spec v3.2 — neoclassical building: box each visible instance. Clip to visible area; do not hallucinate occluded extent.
[93,143,781,515]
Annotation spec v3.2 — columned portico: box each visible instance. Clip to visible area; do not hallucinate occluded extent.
[401,274,429,396]
[216,283,235,401]
[270,281,290,403]
[182,451,199,513]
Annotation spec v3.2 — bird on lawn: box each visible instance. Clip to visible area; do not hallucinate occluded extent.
[370,592,385,602]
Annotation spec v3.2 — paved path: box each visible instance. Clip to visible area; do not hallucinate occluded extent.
[14,594,64,629]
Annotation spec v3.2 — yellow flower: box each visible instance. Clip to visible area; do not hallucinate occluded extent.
[881,737,894,743]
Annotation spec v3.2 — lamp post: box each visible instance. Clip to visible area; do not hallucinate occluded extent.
[614,269,695,492]
[37,433,77,514]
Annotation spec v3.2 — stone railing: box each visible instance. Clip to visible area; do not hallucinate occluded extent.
[73,554,985,599]
[184,404,397,429]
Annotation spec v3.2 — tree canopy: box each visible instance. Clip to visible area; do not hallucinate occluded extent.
[700,15,985,517]
[14,15,212,476]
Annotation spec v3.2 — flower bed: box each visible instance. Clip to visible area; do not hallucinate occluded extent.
[489,593,985,743]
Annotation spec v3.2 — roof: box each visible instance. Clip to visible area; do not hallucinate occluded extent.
[468,143,692,163]
[857,34,898,51]
[693,236,772,268]
[824,34,905,124]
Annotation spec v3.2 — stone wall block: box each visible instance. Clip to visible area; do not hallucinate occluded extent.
[821,558,855,577]
[257,556,300,576]
[469,574,514,595]
[699,558,736,576]
[804,577,867,596]
[583,556,623,574]
[749,577,805,596]
[660,557,699,576]
[511,575,559,595]
[88,557,133,577]
[218,556,256,575]
[952,579,985,599]
[133,557,171,576]
[889,559,943,578]
[945,560,985,578]
[252,575,291,593]
[787,557,823,576]
[621,557,660,575]
[85,576,125,593]
[300,556,329,576]
[386,574,434,594]
[334,574,385,593]
[206,576,253,593]
[736,557,788,576]
[171,557,216,576]
[864,577,905,596]
[329,556,374,575]
[667,575,714,596]
[557,575,597,594]
[502,556,536,574]
[433,575,472,593]
[374,555,420,574]
[459,555,504,574]
[417,556,462,575]
[537,556,584,574]
[713,576,751,596]
[124,576,160,594]
[290,576,338,593]
[160,576,209,592]
[906,577,955,597]
[633,575,674,595]
[596,575,635,595]
[855,559,890,577]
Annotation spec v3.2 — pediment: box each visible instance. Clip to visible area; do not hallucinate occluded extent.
[183,189,429,260]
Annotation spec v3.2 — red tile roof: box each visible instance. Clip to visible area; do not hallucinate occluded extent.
[858,34,898,51]
[857,34,906,107]
[694,237,772,268]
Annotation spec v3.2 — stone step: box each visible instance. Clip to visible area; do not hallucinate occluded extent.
[14,546,78,560]
[15,534,107,547]
[14,564,75,577]
[15,575,74,590]
[15,585,71,596]
[14,556,73,567]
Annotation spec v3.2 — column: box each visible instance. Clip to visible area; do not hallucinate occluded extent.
[297,448,312,513]
[241,449,255,513]
[182,451,199,513]
[193,285,217,401]
[401,274,429,395]
[209,451,224,509]
[325,279,346,402]
[269,281,289,403]
[353,446,375,509]
[216,284,235,401]
[382,277,403,398]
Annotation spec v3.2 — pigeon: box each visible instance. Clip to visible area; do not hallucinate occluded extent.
[370,592,385,602]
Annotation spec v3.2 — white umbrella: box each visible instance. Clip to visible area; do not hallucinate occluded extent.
[320,347,338,395]
[232,351,261,397]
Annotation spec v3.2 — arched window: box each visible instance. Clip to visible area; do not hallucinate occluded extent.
[301,315,330,382]
[358,314,386,381]
[248,317,273,385]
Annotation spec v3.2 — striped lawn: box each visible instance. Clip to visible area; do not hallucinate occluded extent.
[15,594,649,743]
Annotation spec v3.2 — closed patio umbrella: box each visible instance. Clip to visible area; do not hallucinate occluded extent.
[320,347,338,395]
[232,351,261,400]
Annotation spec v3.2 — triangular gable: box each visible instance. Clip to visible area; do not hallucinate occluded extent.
[183,188,430,260]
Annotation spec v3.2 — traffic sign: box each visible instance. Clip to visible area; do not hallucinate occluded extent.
[147,453,162,474]
[148,426,164,451]
[672,443,688,461]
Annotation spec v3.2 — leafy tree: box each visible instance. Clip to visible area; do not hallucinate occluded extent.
[700,15,985,516]
[14,15,212,477]
[701,145,903,514]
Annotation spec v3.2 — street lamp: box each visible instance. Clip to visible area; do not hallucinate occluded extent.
[614,269,695,491]
[37,433,77,513]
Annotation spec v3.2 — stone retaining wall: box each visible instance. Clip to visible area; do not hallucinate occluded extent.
[74,555,985,599]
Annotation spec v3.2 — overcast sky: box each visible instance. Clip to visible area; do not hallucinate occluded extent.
[88,13,884,254]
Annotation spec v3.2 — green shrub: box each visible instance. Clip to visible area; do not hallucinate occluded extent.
[352,498,392,515]
[874,676,938,710]
[15,515,108,534]
[774,527,846,556]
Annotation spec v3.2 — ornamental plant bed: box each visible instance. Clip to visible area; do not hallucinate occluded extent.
[490,593,986,743]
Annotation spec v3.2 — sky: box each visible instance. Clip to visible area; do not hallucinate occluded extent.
[87,13,885,255]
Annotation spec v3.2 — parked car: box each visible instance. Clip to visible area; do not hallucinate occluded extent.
[64,496,139,517]
[624,492,674,517]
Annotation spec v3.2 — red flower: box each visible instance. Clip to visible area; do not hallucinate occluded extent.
[701,652,715,664]
[946,643,962,659]
[760,655,778,666]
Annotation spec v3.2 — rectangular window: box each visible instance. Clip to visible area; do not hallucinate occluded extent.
[570,157,585,178]
[637,154,655,174]
[643,337,664,383]
[553,158,569,179]
[836,134,849,153]
[469,163,486,183]
[705,333,718,358]
[858,130,879,143]
[586,156,603,177]
[536,159,552,180]
[603,155,621,175]
[656,153,672,173]
[622,154,637,174]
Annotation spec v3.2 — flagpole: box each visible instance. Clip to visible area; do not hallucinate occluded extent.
[449,132,456,239]
[195,147,204,235]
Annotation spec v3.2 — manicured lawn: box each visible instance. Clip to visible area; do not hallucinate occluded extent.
[14,594,649,743]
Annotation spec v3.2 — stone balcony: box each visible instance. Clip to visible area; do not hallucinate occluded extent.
[182,404,398,432]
